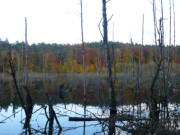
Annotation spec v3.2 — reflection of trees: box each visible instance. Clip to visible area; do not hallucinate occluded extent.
[1,51,34,133]
[43,74,62,135]
[23,86,33,134]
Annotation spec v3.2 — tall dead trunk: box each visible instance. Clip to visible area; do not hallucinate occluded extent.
[21,41,24,80]
[137,14,144,118]
[25,17,28,86]
[149,2,165,132]
[172,0,175,61]
[17,53,20,76]
[80,0,87,116]
[102,0,116,114]
[164,0,173,116]
[149,17,163,127]
[102,0,116,134]
[112,23,116,87]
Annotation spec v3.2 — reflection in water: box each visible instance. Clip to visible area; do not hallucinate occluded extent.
[44,79,62,135]
[0,104,107,134]
[108,113,116,135]
[49,104,55,135]
[0,79,179,134]
[23,86,33,134]
[0,103,179,134]
[83,105,86,135]
[12,86,17,117]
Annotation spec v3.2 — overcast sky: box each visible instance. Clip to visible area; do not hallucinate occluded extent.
[0,0,179,45]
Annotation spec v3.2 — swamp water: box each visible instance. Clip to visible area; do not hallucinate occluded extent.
[0,76,179,134]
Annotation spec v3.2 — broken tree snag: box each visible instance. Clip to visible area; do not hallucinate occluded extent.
[69,117,107,121]
[69,114,147,121]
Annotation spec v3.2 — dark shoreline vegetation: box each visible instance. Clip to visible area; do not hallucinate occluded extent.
[0,73,179,108]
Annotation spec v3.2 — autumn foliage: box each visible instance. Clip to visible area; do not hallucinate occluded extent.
[0,40,179,74]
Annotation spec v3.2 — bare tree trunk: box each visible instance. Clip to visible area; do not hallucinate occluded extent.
[25,17,28,86]
[17,53,20,76]
[75,48,77,75]
[43,52,46,76]
[3,62,4,79]
[149,1,166,131]
[112,22,116,87]
[96,48,100,75]
[164,0,173,118]
[21,41,24,80]
[7,53,27,114]
[153,0,157,48]
[80,0,87,118]
[137,49,141,115]
[102,0,116,134]
[102,0,116,114]
[149,18,164,128]
[130,38,134,80]
[52,56,55,74]
[172,0,175,62]
[137,14,144,118]
[153,0,161,115]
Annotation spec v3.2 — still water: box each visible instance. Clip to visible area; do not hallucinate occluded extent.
[0,76,179,134]
[0,78,113,135]
[0,104,105,135]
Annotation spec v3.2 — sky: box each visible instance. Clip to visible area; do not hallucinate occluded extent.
[0,0,179,45]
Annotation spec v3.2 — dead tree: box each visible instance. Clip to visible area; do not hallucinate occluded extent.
[137,14,144,118]
[101,0,117,134]
[25,17,29,86]
[80,0,87,119]
[1,52,33,133]
[21,40,24,76]
[149,0,166,133]
[172,0,175,60]
[102,0,116,114]
[112,22,116,86]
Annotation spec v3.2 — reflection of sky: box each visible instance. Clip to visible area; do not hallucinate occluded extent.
[0,103,179,134]
[0,104,103,135]
[0,106,24,134]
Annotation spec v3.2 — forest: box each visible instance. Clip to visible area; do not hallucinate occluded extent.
[0,40,179,74]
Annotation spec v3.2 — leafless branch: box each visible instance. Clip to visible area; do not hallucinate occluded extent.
[106,0,111,3]
[107,14,113,22]
[98,18,104,38]
[0,109,22,123]
[0,55,5,63]
[44,106,50,120]
[20,106,44,123]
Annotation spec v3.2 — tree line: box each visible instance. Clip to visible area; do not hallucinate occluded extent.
[0,39,179,75]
